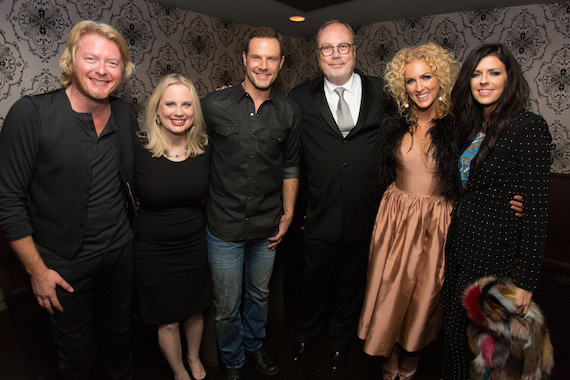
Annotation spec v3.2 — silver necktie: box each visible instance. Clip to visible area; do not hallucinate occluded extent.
[334,87,354,137]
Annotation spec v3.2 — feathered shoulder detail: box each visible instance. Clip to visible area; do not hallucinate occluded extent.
[375,97,460,200]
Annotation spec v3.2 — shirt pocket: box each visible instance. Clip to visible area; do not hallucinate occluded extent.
[212,125,239,159]
[267,129,287,160]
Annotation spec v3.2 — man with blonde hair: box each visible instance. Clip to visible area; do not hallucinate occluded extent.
[0,20,137,379]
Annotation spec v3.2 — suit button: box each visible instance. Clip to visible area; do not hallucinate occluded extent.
[342,162,347,167]
[343,140,348,144]
[85,188,90,193]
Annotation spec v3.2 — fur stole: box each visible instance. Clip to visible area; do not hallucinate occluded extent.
[463,276,554,380]
[375,97,460,200]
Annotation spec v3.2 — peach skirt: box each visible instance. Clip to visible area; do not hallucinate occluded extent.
[357,182,452,356]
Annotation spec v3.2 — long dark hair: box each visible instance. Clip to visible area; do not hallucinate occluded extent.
[452,44,529,174]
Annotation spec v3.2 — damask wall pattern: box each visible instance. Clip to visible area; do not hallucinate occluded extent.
[351,3,570,174]
[0,0,568,173]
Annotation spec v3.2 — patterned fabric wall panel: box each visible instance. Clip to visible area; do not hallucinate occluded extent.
[428,18,467,61]
[9,0,70,61]
[363,26,399,78]
[146,43,186,86]
[460,8,508,42]
[0,30,25,101]
[536,45,570,114]
[68,0,113,20]
[500,10,549,71]
[0,0,568,173]
[111,3,153,65]
[147,2,185,36]
[181,16,216,74]
[21,69,59,96]
[395,17,432,46]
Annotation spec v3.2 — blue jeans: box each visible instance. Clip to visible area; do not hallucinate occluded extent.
[207,227,276,368]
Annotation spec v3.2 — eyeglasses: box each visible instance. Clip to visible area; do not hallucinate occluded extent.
[317,44,355,57]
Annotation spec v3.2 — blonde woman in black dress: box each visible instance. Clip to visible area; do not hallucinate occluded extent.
[135,74,210,380]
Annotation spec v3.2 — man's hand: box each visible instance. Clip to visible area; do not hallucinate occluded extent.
[31,268,74,315]
[10,236,74,315]
[267,214,293,250]
[215,84,232,91]
[510,194,523,217]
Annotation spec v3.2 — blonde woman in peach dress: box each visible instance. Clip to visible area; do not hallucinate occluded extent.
[357,43,459,380]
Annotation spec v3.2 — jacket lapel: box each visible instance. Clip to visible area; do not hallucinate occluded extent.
[311,78,343,137]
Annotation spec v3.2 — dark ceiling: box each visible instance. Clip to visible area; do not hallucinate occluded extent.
[153,0,556,36]
[275,0,352,12]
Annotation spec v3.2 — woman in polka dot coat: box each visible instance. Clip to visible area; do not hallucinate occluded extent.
[441,44,551,380]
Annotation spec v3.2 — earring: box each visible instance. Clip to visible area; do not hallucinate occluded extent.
[156,116,161,126]
[438,96,443,101]
[404,103,409,109]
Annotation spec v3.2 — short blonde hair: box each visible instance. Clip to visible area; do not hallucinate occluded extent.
[139,73,208,158]
[385,43,458,125]
[59,20,135,87]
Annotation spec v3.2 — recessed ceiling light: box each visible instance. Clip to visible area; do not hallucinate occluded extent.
[289,16,305,22]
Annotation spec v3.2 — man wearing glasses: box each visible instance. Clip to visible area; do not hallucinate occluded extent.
[288,20,385,372]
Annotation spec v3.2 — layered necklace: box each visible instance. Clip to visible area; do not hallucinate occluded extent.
[165,145,188,161]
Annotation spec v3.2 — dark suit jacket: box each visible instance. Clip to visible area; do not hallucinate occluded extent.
[289,71,385,244]
[447,111,551,291]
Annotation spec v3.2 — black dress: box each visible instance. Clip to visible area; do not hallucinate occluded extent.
[134,138,211,324]
[442,111,551,379]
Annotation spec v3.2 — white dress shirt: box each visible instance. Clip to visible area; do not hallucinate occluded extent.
[323,72,363,132]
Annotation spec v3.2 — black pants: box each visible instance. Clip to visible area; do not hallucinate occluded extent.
[49,242,133,380]
[297,236,369,352]
[441,261,474,380]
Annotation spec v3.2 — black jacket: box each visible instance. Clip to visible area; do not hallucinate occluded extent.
[446,111,551,291]
[289,71,386,243]
[0,89,137,260]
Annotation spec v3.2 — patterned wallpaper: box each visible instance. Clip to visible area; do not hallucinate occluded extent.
[0,0,568,173]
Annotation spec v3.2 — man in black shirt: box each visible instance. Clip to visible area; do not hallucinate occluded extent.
[201,27,301,380]
[0,21,137,379]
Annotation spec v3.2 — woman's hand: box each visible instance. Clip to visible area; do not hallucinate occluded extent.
[513,285,533,316]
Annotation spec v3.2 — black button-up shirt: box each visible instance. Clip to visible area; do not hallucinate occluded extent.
[202,83,302,241]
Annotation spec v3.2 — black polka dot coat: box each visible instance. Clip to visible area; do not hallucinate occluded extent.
[442,110,552,380]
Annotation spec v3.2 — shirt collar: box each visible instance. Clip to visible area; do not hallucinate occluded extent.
[324,71,357,95]
[235,81,279,110]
